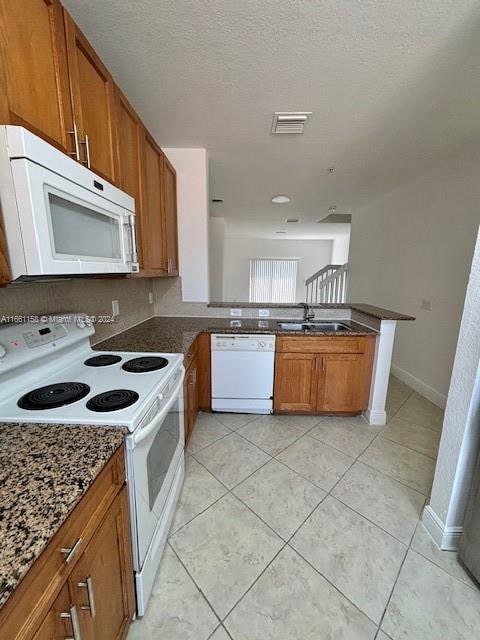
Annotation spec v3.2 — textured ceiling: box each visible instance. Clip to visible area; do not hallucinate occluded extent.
[62,0,480,238]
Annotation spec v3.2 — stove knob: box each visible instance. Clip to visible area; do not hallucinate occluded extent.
[0,343,6,359]
[258,341,266,349]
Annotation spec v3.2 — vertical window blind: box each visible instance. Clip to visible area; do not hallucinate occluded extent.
[249,258,298,303]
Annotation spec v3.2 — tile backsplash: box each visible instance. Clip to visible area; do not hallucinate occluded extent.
[0,277,154,343]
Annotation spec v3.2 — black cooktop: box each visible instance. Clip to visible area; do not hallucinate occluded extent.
[18,382,91,410]
[86,389,139,412]
[84,354,122,367]
[122,356,169,373]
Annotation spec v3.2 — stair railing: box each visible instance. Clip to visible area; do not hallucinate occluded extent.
[305,263,348,303]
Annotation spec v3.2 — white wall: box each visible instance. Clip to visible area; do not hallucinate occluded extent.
[209,218,225,301]
[163,148,209,302]
[222,237,333,302]
[348,149,480,403]
[424,227,480,547]
[332,232,351,265]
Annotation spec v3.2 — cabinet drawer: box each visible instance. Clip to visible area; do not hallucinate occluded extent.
[276,336,370,354]
[0,445,125,640]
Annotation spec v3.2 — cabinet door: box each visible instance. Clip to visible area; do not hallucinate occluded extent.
[63,10,119,183]
[196,333,211,411]
[141,131,168,274]
[162,155,179,276]
[115,87,143,203]
[184,356,198,443]
[68,486,135,640]
[274,352,318,413]
[0,0,74,154]
[32,583,77,640]
[318,354,369,413]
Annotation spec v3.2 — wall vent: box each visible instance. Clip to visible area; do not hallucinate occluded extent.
[271,112,312,134]
[285,218,300,223]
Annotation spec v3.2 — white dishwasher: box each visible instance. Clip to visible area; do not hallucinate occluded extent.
[211,334,276,413]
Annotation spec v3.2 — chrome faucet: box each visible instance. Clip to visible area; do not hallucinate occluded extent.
[299,302,315,322]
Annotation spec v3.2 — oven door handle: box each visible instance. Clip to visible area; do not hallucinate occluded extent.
[133,368,185,445]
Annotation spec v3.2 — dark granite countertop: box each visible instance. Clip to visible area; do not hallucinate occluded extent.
[94,316,378,355]
[0,423,125,609]
[208,302,415,321]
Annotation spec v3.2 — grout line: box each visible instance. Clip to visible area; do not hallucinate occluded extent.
[167,540,224,629]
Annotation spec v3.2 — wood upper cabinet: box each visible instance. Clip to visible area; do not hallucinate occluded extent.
[274,352,318,413]
[69,486,134,640]
[115,87,144,203]
[184,352,199,443]
[141,131,167,274]
[163,155,179,276]
[63,9,119,183]
[0,0,74,154]
[274,336,375,414]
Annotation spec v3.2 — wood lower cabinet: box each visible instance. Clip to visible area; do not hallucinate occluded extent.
[31,584,74,640]
[0,0,74,154]
[274,353,318,412]
[0,445,135,640]
[69,486,134,640]
[63,10,119,183]
[184,352,199,443]
[274,336,375,414]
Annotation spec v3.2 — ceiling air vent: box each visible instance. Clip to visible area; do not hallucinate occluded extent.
[285,218,300,223]
[271,112,312,134]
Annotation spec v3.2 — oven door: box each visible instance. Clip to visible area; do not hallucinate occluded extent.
[128,368,185,569]
[9,157,138,277]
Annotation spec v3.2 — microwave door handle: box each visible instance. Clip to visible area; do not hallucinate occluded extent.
[129,214,138,263]
[133,369,185,446]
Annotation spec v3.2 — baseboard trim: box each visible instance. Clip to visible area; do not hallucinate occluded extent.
[390,364,447,409]
[364,409,387,426]
[422,504,463,551]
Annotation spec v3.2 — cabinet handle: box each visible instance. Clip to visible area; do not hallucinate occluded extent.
[167,257,173,273]
[67,123,80,161]
[81,134,91,168]
[61,605,82,640]
[78,576,96,618]
[60,538,82,563]
[316,356,325,372]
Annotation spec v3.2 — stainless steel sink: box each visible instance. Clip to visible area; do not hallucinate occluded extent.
[277,322,351,332]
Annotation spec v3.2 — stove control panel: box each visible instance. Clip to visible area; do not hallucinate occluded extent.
[23,323,68,348]
[211,334,276,351]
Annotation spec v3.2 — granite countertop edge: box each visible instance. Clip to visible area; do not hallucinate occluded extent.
[0,423,125,610]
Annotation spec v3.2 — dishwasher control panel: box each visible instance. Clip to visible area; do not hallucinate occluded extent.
[211,334,276,351]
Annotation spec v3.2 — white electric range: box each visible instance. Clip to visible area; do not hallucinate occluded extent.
[0,313,185,616]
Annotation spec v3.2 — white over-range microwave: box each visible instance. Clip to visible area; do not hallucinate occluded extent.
[0,126,139,280]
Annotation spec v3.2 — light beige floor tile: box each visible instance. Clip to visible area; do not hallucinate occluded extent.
[276,435,354,491]
[127,545,218,640]
[237,414,315,456]
[291,496,407,623]
[274,414,326,429]
[382,417,440,459]
[332,462,425,545]
[170,455,228,534]
[209,627,231,640]
[359,437,435,496]
[224,546,376,640]
[411,524,476,588]
[194,432,270,488]
[386,376,414,416]
[212,412,255,431]
[309,416,382,457]
[382,550,480,639]
[376,632,392,640]
[187,414,232,454]
[396,392,444,432]
[233,459,326,540]
[170,494,283,618]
